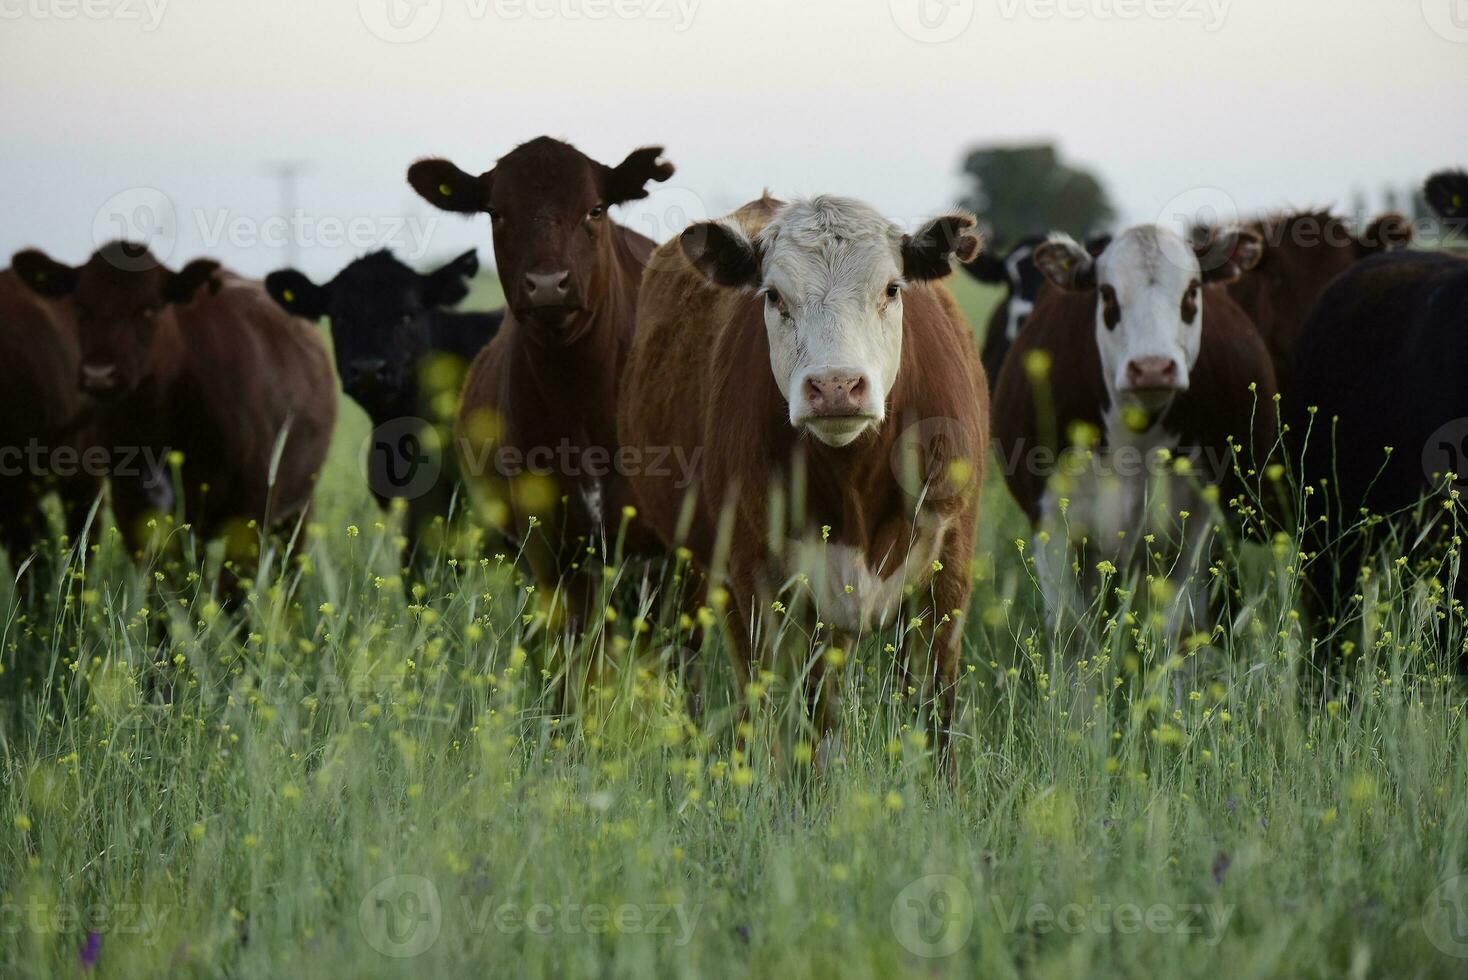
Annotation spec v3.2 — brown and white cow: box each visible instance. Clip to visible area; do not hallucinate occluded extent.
[993,224,1277,646]
[1201,210,1410,402]
[407,137,673,617]
[621,194,986,747]
[0,269,95,557]
[11,242,337,562]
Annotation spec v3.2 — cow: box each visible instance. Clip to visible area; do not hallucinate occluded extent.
[964,234,1112,386]
[620,193,987,753]
[405,137,674,620]
[0,269,95,558]
[1425,170,1468,223]
[993,224,1276,654]
[1291,173,1468,650]
[264,249,503,549]
[11,242,337,574]
[1204,211,1411,402]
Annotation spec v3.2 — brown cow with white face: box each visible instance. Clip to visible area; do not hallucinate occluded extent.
[407,137,673,618]
[621,194,987,750]
[993,224,1276,646]
[11,242,337,562]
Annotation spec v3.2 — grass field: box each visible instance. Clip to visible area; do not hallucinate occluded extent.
[2,268,1466,979]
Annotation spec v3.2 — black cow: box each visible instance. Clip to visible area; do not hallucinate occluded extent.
[265,250,503,548]
[964,235,1110,384]
[1292,174,1468,655]
[962,236,1045,384]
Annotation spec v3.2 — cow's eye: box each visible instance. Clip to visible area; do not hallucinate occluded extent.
[885,282,902,300]
[764,288,788,317]
[1100,285,1121,330]
[588,205,605,220]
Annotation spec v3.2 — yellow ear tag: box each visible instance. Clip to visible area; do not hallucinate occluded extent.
[35,271,46,283]
[439,183,453,197]
[283,289,295,303]
[1455,194,1464,209]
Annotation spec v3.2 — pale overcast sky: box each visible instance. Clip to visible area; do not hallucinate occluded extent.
[3,0,1463,278]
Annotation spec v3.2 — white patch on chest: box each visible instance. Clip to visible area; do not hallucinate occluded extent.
[580,479,604,528]
[785,513,951,633]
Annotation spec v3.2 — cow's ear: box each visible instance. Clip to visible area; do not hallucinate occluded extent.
[1195,228,1263,284]
[265,269,328,320]
[408,158,494,214]
[1033,237,1095,291]
[12,249,79,299]
[1085,234,1113,257]
[1425,170,1468,222]
[903,213,982,281]
[422,249,479,307]
[603,146,674,206]
[962,250,1009,284]
[163,259,221,304]
[680,220,761,289]
[1357,213,1413,256]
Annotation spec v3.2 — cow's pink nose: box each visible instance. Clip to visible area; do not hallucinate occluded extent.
[1125,357,1179,390]
[804,372,869,416]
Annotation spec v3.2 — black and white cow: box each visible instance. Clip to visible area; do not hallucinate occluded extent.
[965,234,1112,384]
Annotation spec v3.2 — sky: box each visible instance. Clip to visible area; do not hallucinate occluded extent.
[2,0,1463,279]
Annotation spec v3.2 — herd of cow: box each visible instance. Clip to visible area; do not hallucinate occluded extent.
[2,136,1466,746]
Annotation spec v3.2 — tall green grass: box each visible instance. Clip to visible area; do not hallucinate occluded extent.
[0,271,1464,979]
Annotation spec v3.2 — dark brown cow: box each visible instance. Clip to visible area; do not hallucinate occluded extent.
[994,224,1277,642]
[406,137,674,615]
[621,194,986,749]
[1203,211,1410,401]
[11,242,337,561]
[0,269,95,556]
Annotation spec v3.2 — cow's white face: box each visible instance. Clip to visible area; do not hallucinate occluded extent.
[1035,224,1263,420]
[681,196,981,448]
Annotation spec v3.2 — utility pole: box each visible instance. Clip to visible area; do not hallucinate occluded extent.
[266,161,309,269]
